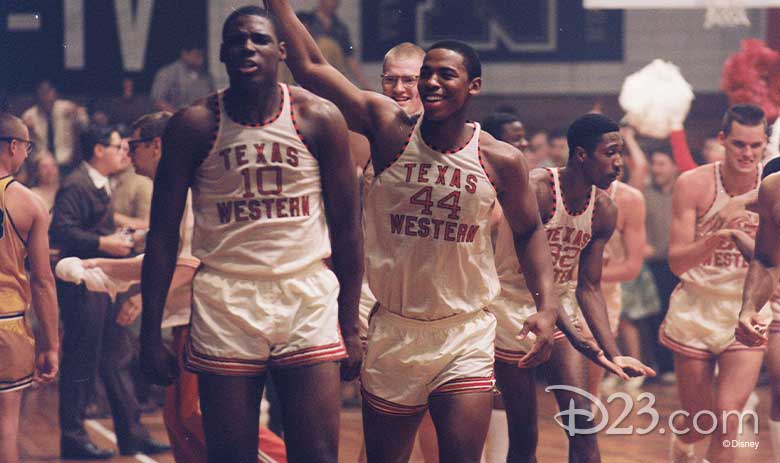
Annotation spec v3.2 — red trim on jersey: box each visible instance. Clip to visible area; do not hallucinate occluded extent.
[202,94,221,169]
[557,170,594,217]
[476,146,497,189]
[718,160,760,198]
[421,121,477,155]
[286,85,317,156]
[372,118,417,178]
[544,168,556,225]
[361,388,428,416]
[223,84,285,128]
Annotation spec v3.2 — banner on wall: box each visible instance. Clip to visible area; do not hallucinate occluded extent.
[361,0,623,62]
[1,0,208,93]
[1,0,623,94]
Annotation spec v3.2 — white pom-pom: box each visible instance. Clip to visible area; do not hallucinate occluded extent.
[619,59,695,139]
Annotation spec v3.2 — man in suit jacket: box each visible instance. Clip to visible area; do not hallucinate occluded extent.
[50,124,168,459]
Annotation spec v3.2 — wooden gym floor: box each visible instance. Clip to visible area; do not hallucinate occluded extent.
[17,381,774,462]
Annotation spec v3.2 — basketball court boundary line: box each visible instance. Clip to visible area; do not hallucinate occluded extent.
[85,419,160,463]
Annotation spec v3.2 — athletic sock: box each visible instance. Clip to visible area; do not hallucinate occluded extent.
[669,434,695,463]
[482,409,509,463]
[770,418,780,463]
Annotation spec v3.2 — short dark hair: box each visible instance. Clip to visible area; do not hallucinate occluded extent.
[427,40,481,79]
[566,113,620,158]
[222,5,278,39]
[482,112,520,140]
[721,104,766,136]
[131,112,172,140]
[762,157,780,180]
[81,124,120,161]
[648,146,675,164]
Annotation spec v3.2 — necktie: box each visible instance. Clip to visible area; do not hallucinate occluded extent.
[46,113,55,153]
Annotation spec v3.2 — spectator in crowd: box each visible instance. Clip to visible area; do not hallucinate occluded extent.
[109,77,154,129]
[151,42,215,113]
[50,124,168,459]
[111,138,152,232]
[528,129,551,168]
[21,80,89,174]
[643,144,680,378]
[481,112,529,152]
[29,152,60,212]
[547,128,568,167]
[298,0,369,88]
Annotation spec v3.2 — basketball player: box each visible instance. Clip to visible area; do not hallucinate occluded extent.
[588,177,647,397]
[265,2,622,461]
[663,104,769,463]
[139,7,363,463]
[491,113,654,463]
[736,159,780,463]
[355,41,443,463]
[0,113,59,463]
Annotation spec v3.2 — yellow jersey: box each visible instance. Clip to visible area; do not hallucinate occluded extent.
[0,176,30,315]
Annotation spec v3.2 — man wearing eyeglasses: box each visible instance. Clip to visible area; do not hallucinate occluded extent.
[0,113,59,463]
[51,124,169,459]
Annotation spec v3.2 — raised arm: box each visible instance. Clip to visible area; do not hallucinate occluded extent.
[26,192,60,383]
[621,126,648,190]
[736,175,780,345]
[602,186,646,283]
[140,105,213,384]
[307,97,365,380]
[265,0,392,135]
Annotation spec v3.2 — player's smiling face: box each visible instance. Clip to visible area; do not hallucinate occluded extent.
[220,15,286,85]
[720,121,767,174]
[418,49,480,121]
[382,56,423,116]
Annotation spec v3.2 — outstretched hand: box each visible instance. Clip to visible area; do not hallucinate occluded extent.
[572,337,629,380]
[613,355,656,378]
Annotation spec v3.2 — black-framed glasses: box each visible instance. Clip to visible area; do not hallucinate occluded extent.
[380,74,419,88]
[0,137,34,154]
[128,136,155,154]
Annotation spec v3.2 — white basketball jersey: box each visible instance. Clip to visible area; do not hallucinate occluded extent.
[191,84,331,277]
[364,120,499,320]
[495,167,596,305]
[680,161,760,296]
